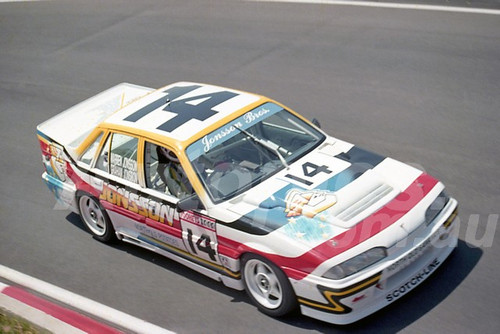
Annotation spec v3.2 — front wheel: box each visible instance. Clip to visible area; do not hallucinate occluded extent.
[77,192,116,242]
[242,254,298,317]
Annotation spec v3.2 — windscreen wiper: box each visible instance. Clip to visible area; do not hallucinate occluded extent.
[234,125,289,169]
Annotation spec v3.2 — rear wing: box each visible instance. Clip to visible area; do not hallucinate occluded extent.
[37,83,153,159]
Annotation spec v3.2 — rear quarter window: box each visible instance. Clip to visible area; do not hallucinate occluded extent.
[79,132,103,166]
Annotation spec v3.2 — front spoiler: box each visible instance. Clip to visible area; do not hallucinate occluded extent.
[297,198,458,325]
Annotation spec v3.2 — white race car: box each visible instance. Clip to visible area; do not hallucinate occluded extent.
[37,82,458,324]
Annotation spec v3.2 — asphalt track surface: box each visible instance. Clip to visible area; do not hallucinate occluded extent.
[0,0,499,333]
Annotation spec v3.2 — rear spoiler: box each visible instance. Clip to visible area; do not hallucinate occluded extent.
[36,83,153,159]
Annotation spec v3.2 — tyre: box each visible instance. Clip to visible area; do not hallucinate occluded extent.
[242,253,298,317]
[77,192,116,242]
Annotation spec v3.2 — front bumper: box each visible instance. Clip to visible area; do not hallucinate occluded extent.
[294,197,458,325]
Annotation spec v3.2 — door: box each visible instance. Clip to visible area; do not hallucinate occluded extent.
[143,141,221,266]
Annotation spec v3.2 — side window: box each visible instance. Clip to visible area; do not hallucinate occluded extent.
[144,142,193,198]
[96,133,139,183]
[79,132,103,166]
[96,134,111,172]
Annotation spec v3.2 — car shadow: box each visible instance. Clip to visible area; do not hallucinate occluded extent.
[66,212,481,332]
[66,212,248,299]
[66,212,88,232]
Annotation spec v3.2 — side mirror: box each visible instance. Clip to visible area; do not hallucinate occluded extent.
[312,118,321,128]
[177,193,205,212]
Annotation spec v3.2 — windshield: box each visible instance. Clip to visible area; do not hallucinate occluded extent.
[186,102,325,203]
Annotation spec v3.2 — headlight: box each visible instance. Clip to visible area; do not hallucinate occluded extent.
[425,191,450,226]
[322,247,387,280]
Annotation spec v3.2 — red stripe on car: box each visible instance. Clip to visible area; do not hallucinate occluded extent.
[219,173,437,280]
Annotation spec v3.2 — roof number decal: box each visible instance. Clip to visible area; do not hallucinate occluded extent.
[124,85,238,133]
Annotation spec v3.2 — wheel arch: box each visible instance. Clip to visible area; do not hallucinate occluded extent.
[76,190,117,242]
[239,251,299,316]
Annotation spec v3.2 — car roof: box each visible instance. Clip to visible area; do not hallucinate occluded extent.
[102,82,264,147]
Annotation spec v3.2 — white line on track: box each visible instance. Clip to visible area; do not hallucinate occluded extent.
[0,264,176,334]
[0,0,46,2]
[246,0,500,15]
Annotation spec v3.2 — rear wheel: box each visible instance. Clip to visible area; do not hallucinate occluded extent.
[242,254,298,317]
[77,192,116,242]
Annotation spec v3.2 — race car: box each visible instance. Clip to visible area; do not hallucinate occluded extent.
[37,82,458,324]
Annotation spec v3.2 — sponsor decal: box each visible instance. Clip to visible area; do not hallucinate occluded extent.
[387,227,443,274]
[99,183,179,226]
[40,140,68,182]
[281,189,338,244]
[201,123,242,153]
[285,189,337,218]
[199,105,275,153]
[38,138,74,206]
[181,211,216,231]
[110,152,137,183]
[186,102,282,160]
[134,223,181,248]
[385,258,441,302]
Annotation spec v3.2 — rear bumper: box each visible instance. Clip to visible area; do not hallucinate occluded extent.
[42,171,77,212]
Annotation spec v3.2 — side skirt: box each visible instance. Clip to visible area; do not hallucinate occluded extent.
[116,230,245,291]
